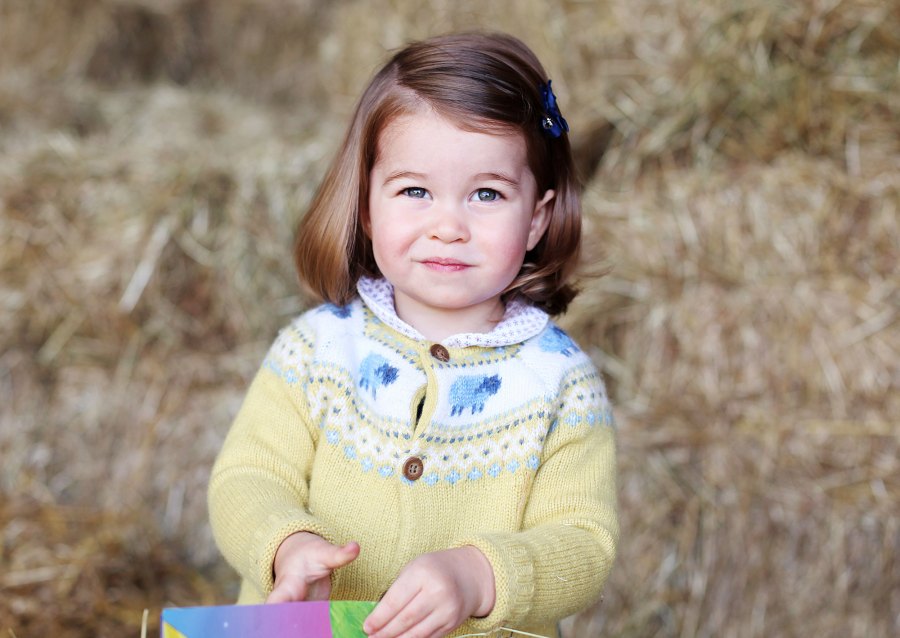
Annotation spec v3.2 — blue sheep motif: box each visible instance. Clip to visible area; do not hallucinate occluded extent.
[539,326,576,356]
[359,353,399,398]
[449,374,501,416]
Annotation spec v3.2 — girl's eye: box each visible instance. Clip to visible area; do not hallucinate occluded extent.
[474,188,501,202]
[402,187,428,199]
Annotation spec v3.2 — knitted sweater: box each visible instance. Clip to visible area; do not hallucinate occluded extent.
[208,278,618,637]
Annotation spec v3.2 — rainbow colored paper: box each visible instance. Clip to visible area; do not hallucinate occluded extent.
[161,600,377,638]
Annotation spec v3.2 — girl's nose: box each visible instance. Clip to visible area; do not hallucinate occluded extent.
[427,204,470,243]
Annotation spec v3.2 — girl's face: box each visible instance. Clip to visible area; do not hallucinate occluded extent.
[366,108,554,341]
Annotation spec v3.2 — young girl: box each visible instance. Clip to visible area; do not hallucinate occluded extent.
[208,32,618,638]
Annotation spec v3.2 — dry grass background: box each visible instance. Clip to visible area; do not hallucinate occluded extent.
[1,0,898,636]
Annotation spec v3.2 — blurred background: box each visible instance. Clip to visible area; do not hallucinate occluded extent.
[1,0,898,636]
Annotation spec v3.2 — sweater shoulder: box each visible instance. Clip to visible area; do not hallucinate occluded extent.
[518,321,601,385]
[519,322,615,439]
[261,299,365,381]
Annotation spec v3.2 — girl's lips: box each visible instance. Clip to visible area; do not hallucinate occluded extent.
[420,258,470,272]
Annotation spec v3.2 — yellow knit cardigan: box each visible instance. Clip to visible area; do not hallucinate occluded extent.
[208,287,618,638]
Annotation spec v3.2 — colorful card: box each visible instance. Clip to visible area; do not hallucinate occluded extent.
[160,601,376,638]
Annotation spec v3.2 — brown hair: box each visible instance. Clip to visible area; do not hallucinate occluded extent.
[294,32,582,315]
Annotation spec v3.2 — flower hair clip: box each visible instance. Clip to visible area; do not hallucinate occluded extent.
[539,80,569,138]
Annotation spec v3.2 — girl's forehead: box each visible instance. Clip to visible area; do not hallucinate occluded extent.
[375,109,528,162]
[369,113,539,195]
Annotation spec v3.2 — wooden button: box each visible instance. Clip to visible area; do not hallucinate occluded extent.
[429,344,450,362]
[402,457,424,481]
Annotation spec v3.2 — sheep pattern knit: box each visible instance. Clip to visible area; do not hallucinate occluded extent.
[208,277,619,637]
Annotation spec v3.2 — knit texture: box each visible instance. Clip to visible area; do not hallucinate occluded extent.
[208,286,618,637]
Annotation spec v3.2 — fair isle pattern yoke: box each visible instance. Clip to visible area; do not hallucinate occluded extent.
[261,298,613,487]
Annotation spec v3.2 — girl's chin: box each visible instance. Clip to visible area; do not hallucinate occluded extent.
[398,293,505,317]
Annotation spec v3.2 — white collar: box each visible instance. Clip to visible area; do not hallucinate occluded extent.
[356,277,549,348]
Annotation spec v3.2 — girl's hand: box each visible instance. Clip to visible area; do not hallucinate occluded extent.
[266,532,360,603]
[363,546,496,638]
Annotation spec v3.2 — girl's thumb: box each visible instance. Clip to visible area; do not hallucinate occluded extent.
[327,541,360,568]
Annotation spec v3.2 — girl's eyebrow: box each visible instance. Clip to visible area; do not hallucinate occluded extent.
[474,172,521,188]
[381,170,521,188]
[383,170,427,184]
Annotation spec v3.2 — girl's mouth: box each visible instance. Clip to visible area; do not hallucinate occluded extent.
[421,257,470,272]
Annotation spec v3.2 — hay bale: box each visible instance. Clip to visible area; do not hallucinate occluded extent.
[563,153,899,636]
[0,497,227,637]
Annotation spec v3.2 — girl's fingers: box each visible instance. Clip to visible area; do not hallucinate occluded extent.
[372,610,447,638]
[370,596,454,638]
[363,585,421,636]
[376,613,446,638]
[266,578,308,604]
[365,590,457,638]
[305,576,332,601]
[320,541,360,570]
[267,539,358,605]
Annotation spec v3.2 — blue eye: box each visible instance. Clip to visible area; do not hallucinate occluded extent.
[402,187,428,199]
[475,188,500,202]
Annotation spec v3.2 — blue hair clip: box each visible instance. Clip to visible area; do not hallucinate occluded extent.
[539,80,569,138]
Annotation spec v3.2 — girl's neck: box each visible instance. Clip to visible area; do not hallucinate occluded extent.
[394,295,506,343]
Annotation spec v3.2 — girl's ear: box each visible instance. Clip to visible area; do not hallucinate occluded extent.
[526,189,555,250]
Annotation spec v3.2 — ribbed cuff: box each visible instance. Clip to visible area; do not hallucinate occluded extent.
[451,534,535,632]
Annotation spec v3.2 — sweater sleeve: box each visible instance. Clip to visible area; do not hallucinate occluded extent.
[207,337,338,599]
[453,364,618,631]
